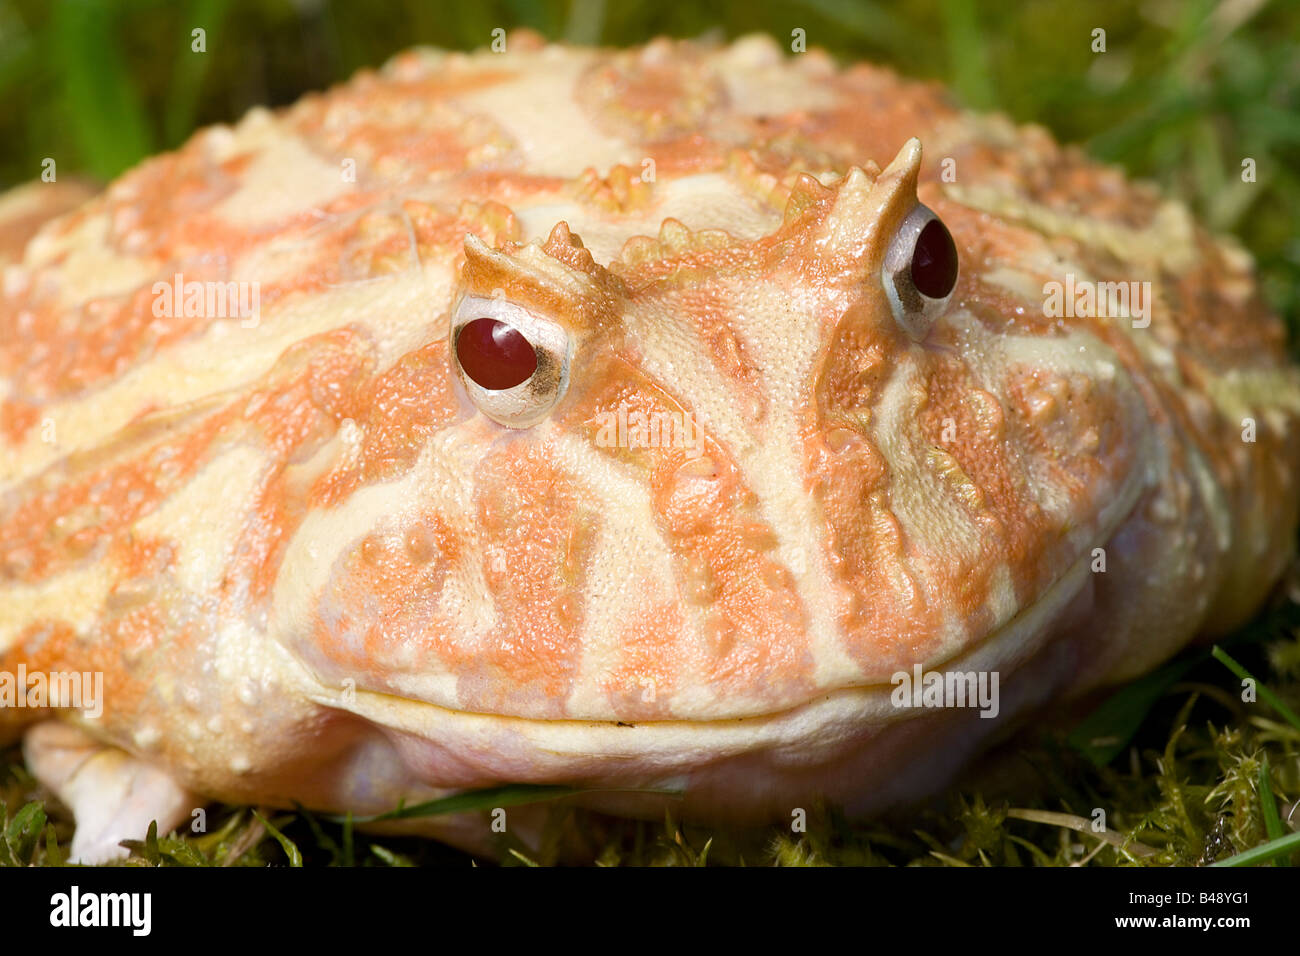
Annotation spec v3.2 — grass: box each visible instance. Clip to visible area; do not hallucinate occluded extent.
[0,0,1298,865]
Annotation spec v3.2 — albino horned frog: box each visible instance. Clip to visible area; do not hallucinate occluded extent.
[2,33,1299,863]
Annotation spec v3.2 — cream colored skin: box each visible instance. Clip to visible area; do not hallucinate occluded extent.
[2,34,1299,862]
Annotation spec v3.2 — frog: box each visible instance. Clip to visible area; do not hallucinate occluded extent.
[2,32,1298,863]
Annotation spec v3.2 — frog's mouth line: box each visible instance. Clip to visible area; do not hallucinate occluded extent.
[310,464,1149,772]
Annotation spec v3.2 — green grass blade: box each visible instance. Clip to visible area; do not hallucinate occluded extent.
[163,0,228,147]
[1258,756,1287,866]
[786,0,910,49]
[940,0,995,109]
[5,801,46,865]
[1068,656,1198,765]
[1209,829,1300,867]
[345,784,580,823]
[564,0,605,44]
[43,823,64,867]
[252,810,303,867]
[369,844,414,867]
[1070,600,1300,765]
[342,783,682,824]
[50,0,151,179]
[1211,645,1300,732]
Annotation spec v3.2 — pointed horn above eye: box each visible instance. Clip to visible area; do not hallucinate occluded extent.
[820,137,924,267]
[459,224,626,334]
[881,137,923,197]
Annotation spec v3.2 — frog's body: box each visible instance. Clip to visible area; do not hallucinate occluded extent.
[3,34,1298,862]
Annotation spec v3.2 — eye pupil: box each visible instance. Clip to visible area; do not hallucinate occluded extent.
[911,218,958,299]
[456,317,537,390]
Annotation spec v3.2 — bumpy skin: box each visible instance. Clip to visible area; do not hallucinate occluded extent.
[2,34,1299,856]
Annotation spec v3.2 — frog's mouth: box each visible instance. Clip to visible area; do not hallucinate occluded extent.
[305,462,1150,810]
[298,530,1111,825]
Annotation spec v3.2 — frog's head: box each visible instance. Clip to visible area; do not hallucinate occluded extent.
[297,138,1153,728]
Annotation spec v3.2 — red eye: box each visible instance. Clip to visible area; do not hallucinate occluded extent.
[456,317,537,390]
[911,218,958,299]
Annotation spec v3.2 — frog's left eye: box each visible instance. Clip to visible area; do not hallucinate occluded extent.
[450,295,571,428]
[882,204,959,340]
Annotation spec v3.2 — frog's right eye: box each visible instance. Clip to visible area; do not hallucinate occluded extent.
[882,204,959,340]
[450,296,571,428]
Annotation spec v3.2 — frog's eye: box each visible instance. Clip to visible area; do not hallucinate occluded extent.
[882,204,959,340]
[451,295,571,428]
[457,318,536,390]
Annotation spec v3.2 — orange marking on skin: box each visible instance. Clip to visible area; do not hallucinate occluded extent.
[449,171,571,204]
[640,135,730,176]
[305,511,458,688]
[310,339,459,507]
[221,331,374,605]
[0,411,230,583]
[0,617,151,735]
[289,70,519,182]
[812,426,942,674]
[651,446,812,698]
[212,329,456,611]
[784,64,956,169]
[108,533,175,582]
[0,397,39,444]
[234,469,302,611]
[917,359,1050,609]
[242,328,370,457]
[600,599,685,720]
[3,182,386,406]
[813,304,954,672]
[0,328,370,599]
[1162,233,1285,364]
[692,289,769,420]
[452,443,597,717]
[404,198,522,258]
[102,149,233,257]
[0,287,160,401]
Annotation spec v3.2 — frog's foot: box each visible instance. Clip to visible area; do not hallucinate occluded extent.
[23,721,200,864]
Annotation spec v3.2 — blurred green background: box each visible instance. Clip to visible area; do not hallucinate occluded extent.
[1,0,1297,326]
